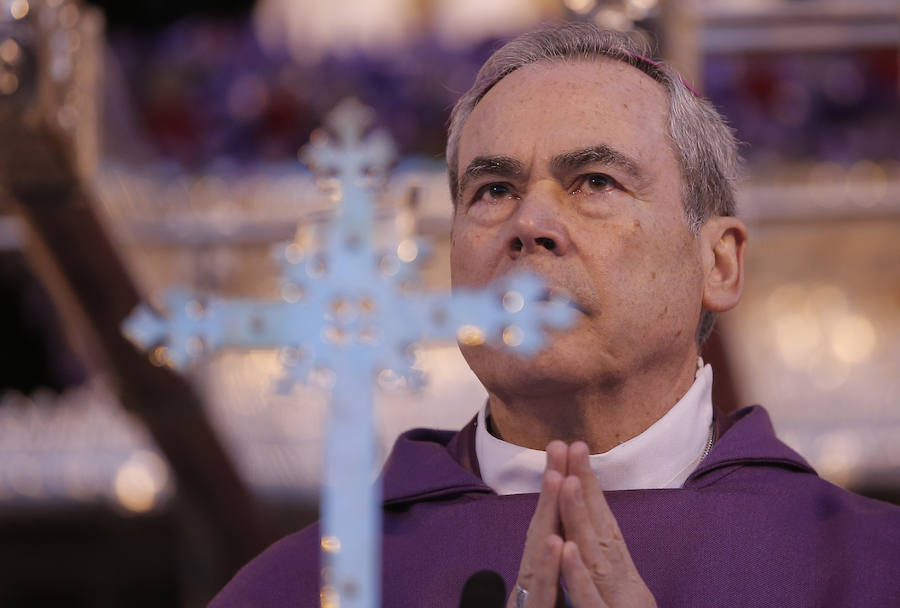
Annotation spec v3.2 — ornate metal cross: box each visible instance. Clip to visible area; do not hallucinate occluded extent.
[123,99,576,608]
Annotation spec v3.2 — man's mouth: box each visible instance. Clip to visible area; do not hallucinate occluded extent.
[538,288,588,315]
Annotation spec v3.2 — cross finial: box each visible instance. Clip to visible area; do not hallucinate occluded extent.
[303,97,395,184]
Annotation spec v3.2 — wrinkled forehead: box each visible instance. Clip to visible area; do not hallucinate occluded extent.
[457,58,673,170]
[479,55,670,109]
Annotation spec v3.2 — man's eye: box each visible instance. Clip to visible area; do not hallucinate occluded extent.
[473,183,515,203]
[486,183,512,198]
[578,173,615,192]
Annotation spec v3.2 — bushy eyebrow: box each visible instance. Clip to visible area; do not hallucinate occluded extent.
[551,145,645,182]
[458,155,526,197]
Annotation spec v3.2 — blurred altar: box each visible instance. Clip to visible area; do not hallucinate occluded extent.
[0,0,898,605]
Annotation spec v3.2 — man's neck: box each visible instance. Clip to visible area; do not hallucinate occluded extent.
[486,354,700,453]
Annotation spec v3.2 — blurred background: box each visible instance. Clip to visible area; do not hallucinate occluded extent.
[0,0,898,605]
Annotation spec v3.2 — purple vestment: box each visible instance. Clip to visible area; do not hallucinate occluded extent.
[211,406,900,607]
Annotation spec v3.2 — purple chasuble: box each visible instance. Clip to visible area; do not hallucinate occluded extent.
[211,406,900,607]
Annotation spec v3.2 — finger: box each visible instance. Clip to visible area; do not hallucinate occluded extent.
[522,441,565,548]
[558,475,613,585]
[560,458,654,606]
[567,442,620,538]
[567,443,632,566]
[561,540,608,608]
[529,468,563,541]
[507,534,564,608]
[546,440,568,475]
[512,470,564,607]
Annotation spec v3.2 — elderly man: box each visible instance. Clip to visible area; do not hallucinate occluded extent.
[212,23,900,608]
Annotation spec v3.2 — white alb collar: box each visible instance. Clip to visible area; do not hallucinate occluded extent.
[475,361,714,494]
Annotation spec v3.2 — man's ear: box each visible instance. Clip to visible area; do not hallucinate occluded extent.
[700,216,747,313]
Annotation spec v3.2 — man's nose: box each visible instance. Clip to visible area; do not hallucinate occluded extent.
[508,188,571,257]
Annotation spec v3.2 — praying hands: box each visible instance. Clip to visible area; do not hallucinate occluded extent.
[509,441,657,608]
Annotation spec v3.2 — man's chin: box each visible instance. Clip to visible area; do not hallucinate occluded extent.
[459,340,596,396]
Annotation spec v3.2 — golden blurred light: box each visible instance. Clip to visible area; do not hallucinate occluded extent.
[457,325,485,346]
[360,297,376,315]
[149,345,172,367]
[255,0,411,58]
[430,0,544,47]
[0,72,18,95]
[595,8,632,31]
[809,283,848,319]
[830,314,876,364]
[330,297,350,318]
[564,0,595,14]
[113,451,168,513]
[9,0,29,20]
[321,535,342,553]
[766,283,806,315]
[323,326,347,344]
[396,239,418,263]
[0,39,21,64]
[768,284,825,368]
[623,0,648,20]
[502,290,524,313]
[774,312,822,369]
[320,584,339,608]
[502,325,524,347]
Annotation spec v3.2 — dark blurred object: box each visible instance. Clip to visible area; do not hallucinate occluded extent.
[0,506,180,608]
[0,0,272,593]
[458,570,507,608]
[0,248,87,395]
[86,0,254,29]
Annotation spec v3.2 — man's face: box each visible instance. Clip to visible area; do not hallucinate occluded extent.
[450,59,706,397]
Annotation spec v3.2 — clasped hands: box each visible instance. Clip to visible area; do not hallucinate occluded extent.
[507,441,657,608]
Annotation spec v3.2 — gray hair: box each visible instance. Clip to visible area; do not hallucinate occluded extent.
[445,23,740,343]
